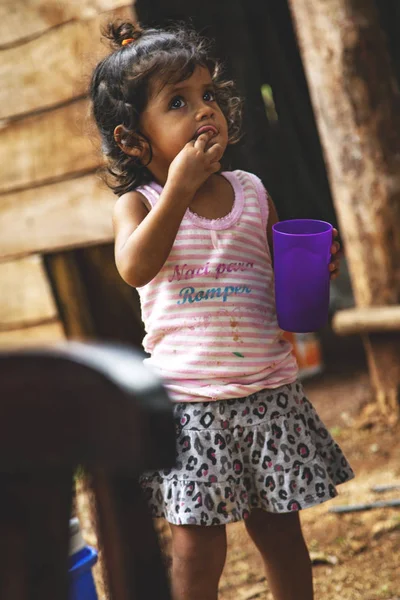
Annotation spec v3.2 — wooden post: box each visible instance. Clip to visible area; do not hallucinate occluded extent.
[45,245,146,598]
[288,0,400,420]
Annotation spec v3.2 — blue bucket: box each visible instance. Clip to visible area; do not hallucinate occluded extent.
[68,519,98,600]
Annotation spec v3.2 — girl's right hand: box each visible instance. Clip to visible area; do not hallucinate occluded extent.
[167,131,223,197]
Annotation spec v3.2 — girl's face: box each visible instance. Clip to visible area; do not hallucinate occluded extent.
[138,66,229,184]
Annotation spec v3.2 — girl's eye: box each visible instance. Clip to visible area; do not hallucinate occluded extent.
[170,96,186,110]
[203,90,215,102]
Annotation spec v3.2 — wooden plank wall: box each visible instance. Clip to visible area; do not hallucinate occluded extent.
[0,1,134,347]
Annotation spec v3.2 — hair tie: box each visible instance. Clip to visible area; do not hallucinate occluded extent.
[122,38,135,47]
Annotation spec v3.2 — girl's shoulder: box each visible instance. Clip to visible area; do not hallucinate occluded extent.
[130,182,161,211]
[228,169,267,189]
[113,188,150,216]
[226,168,269,202]
[224,170,270,233]
[113,189,150,234]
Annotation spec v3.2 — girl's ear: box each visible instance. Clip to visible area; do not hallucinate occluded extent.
[113,124,146,159]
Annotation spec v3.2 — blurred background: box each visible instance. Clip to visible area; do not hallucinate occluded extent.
[1,2,399,599]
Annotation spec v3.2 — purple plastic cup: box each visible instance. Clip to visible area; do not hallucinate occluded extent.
[272,219,333,333]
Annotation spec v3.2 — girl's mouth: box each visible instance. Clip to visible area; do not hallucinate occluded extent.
[193,125,218,139]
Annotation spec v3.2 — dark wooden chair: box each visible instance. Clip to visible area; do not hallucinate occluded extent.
[0,342,175,600]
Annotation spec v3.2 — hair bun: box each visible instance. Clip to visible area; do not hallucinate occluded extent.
[103,21,143,50]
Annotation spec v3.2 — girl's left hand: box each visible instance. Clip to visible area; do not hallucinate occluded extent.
[329,228,341,280]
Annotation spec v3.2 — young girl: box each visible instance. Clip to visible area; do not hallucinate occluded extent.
[90,21,354,600]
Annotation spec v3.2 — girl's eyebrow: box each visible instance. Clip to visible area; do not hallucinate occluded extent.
[165,81,215,95]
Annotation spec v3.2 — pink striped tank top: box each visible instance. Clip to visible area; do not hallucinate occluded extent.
[136,170,298,402]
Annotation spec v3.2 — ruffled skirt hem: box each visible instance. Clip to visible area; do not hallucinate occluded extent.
[140,446,354,525]
[140,382,354,526]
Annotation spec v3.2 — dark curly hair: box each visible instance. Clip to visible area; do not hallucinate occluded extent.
[89,21,243,195]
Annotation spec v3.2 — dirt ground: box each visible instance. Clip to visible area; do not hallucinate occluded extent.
[78,336,400,600]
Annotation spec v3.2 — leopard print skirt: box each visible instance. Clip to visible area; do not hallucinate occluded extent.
[139,381,354,525]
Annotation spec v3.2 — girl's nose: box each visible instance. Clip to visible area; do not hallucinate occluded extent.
[195,103,214,121]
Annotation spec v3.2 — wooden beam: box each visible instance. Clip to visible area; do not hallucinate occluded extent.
[77,244,145,348]
[0,174,115,260]
[0,5,132,120]
[44,244,145,347]
[0,255,58,330]
[288,0,400,420]
[44,252,96,339]
[333,306,400,336]
[0,99,100,193]
[0,321,65,347]
[0,1,130,48]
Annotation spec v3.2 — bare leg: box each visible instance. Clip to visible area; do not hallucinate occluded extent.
[245,509,313,600]
[169,523,227,600]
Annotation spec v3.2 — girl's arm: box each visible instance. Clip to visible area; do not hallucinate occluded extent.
[266,194,279,258]
[114,131,223,288]
[113,182,193,288]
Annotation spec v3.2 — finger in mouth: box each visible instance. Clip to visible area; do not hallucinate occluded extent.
[194,127,218,140]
